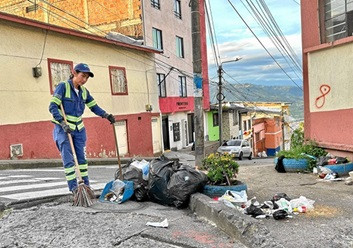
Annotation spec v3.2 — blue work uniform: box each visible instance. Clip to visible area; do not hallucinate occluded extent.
[49,80,106,191]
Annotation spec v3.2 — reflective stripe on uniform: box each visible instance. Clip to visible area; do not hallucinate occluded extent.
[77,122,84,130]
[65,82,71,98]
[51,96,61,105]
[64,166,76,181]
[81,86,87,101]
[58,109,82,123]
[79,164,88,170]
[86,100,97,108]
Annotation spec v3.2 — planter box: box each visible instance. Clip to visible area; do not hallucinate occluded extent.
[274,158,308,172]
[203,182,247,197]
[325,162,353,176]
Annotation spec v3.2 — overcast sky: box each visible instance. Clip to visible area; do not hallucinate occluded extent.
[206,0,302,88]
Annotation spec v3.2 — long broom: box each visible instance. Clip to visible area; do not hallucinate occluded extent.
[60,104,95,207]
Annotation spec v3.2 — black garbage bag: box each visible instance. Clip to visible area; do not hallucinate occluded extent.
[167,165,208,208]
[335,157,348,164]
[245,204,264,217]
[275,155,286,173]
[115,160,149,201]
[273,210,288,220]
[147,157,177,205]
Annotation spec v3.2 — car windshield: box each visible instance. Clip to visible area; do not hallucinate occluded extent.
[223,140,241,146]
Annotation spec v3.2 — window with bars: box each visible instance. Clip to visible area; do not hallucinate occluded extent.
[152,28,163,50]
[321,0,353,42]
[109,66,128,95]
[48,58,73,94]
[151,0,160,9]
[179,76,187,97]
[174,0,181,19]
[157,73,166,97]
[176,36,184,58]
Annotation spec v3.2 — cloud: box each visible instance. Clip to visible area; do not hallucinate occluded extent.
[207,0,302,86]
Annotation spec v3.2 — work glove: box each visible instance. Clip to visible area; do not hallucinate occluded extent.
[60,121,72,134]
[103,113,116,124]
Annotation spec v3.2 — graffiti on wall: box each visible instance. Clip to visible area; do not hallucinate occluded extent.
[315,84,331,109]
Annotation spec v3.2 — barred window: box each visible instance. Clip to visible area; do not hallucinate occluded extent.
[48,58,73,94]
[321,0,353,42]
[109,66,128,95]
[151,0,160,9]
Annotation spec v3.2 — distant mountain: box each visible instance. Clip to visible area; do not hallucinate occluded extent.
[210,83,304,120]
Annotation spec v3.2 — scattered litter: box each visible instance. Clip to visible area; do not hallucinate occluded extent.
[218,190,247,208]
[146,218,169,228]
[99,179,134,204]
[218,192,315,221]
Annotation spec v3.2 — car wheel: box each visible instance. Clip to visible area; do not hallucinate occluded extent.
[239,152,243,160]
[248,152,252,160]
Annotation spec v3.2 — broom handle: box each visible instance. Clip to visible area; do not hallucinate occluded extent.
[112,123,123,180]
[60,104,83,182]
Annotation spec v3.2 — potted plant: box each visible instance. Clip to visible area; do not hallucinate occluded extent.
[200,153,246,197]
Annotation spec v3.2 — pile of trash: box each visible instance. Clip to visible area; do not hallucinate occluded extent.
[217,191,315,220]
[104,156,208,208]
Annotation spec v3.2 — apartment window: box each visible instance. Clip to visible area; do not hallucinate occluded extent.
[321,0,353,42]
[213,113,219,127]
[176,36,184,58]
[248,119,252,129]
[243,120,247,131]
[157,73,166,97]
[48,58,73,94]
[174,0,182,19]
[109,66,128,95]
[179,76,187,97]
[152,28,163,50]
[151,0,160,9]
[232,110,238,126]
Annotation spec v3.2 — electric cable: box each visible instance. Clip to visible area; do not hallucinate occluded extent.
[227,0,302,91]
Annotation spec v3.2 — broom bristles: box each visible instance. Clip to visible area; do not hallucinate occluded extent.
[73,184,96,207]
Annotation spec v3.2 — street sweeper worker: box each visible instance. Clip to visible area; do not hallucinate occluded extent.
[49,63,116,193]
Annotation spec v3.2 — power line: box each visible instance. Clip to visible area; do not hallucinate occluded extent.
[227,0,302,91]
[240,0,303,80]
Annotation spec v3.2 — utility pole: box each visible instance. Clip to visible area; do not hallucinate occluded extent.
[191,0,204,168]
[217,66,223,147]
[217,58,242,147]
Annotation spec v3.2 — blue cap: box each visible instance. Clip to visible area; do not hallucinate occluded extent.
[74,63,94,77]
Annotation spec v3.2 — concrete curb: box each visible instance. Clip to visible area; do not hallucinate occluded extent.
[189,193,283,248]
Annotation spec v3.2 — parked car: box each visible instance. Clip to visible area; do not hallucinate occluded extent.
[216,139,252,160]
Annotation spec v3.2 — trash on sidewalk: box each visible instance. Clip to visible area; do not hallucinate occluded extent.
[218,190,248,208]
[130,159,150,181]
[146,218,169,228]
[99,179,134,204]
[218,192,315,221]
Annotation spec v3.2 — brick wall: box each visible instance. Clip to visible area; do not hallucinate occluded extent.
[1,0,142,37]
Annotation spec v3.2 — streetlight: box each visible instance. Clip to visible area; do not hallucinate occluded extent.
[217,57,242,147]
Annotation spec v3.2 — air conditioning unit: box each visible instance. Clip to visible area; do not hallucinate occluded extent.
[10,144,23,159]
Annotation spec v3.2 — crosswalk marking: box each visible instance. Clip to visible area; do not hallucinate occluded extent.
[0,179,41,186]
[0,181,68,193]
[7,175,32,178]
[3,183,106,200]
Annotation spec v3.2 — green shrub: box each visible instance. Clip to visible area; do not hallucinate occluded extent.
[201,153,239,185]
[277,140,327,171]
[290,124,304,149]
